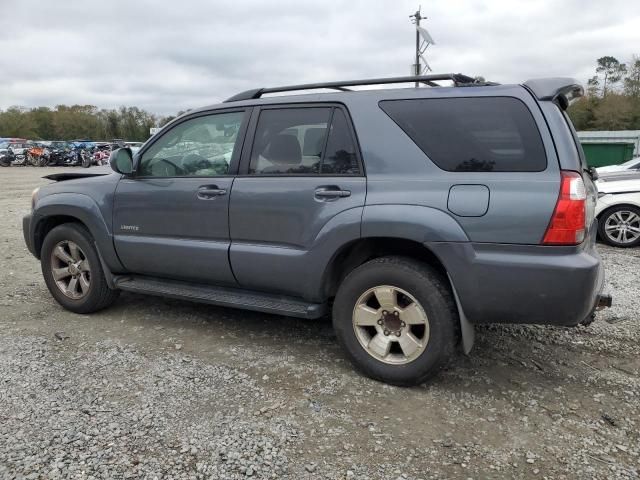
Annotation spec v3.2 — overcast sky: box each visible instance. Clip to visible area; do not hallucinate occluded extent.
[1,0,639,115]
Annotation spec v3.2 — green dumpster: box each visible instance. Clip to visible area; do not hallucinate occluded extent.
[580,142,635,167]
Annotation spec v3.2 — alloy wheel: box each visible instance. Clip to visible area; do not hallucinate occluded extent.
[50,240,91,299]
[604,209,640,245]
[352,285,430,365]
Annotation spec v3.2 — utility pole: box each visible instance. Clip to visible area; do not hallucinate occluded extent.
[410,6,435,87]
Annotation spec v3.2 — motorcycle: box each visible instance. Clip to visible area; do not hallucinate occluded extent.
[63,147,91,167]
[27,145,50,167]
[0,149,13,167]
[92,145,111,166]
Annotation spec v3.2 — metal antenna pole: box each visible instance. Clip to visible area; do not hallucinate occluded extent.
[410,7,426,87]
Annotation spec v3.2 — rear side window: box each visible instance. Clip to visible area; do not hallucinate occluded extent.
[380,97,546,172]
[249,107,361,175]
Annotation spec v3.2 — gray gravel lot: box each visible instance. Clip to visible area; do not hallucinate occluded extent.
[1,167,639,479]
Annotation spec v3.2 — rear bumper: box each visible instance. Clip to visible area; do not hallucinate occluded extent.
[429,237,605,327]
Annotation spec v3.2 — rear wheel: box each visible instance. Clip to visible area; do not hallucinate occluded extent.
[41,223,119,313]
[332,256,458,386]
[598,205,640,248]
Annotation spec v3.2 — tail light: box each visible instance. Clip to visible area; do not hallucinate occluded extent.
[542,171,586,245]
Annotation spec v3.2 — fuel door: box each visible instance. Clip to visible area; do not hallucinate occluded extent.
[447,184,490,217]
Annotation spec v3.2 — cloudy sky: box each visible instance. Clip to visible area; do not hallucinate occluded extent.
[1,0,639,115]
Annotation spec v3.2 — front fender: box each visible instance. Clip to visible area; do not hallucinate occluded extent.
[32,193,124,272]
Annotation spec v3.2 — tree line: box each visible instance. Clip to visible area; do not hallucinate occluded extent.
[0,105,179,142]
[2,56,639,140]
[568,55,640,131]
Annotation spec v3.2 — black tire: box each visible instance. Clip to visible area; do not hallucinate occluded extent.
[332,256,458,386]
[41,223,119,313]
[598,205,640,248]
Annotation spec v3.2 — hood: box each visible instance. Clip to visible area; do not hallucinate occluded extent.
[596,172,640,194]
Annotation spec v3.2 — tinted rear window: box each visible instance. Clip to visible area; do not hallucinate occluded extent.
[379,97,546,172]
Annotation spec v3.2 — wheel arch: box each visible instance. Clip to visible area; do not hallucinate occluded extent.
[597,201,640,219]
[321,237,448,299]
[321,236,474,353]
[32,193,124,272]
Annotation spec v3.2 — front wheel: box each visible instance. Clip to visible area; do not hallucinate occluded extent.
[41,223,119,313]
[598,205,640,248]
[332,256,458,386]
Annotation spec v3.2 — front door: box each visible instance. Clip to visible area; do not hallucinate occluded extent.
[113,109,249,285]
[229,105,366,297]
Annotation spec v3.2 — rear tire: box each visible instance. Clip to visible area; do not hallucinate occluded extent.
[598,205,640,248]
[332,256,458,386]
[41,223,119,313]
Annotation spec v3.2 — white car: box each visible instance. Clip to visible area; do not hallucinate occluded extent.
[596,156,640,174]
[596,173,640,247]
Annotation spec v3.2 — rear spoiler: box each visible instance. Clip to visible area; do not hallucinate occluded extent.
[523,77,584,110]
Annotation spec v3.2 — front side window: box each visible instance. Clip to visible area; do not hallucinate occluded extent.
[139,111,245,177]
[249,107,360,175]
[380,97,547,172]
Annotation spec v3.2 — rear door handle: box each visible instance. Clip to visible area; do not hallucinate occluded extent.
[315,187,351,199]
[197,185,227,199]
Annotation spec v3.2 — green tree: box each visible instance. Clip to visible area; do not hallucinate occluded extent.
[624,56,640,98]
[567,97,597,130]
[591,94,633,130]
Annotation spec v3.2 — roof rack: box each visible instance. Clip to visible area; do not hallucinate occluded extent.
[224,73,487,102]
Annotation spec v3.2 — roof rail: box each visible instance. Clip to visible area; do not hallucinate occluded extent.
[224,73,487,102]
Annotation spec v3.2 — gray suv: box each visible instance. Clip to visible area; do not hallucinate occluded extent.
[23,74,610,386]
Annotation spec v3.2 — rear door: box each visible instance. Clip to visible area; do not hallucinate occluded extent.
[229,104,366,297]
[113,109,249,284]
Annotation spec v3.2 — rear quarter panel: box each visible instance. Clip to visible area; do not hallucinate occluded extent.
[345,86,561,244]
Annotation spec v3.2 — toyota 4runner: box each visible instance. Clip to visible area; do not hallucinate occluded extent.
[23,74,611,386]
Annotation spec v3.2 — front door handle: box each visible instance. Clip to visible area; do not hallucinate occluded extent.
[197,185,227,199]
[315,187,351,199]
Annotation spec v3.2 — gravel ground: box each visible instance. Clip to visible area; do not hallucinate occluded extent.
[0,167,639,479]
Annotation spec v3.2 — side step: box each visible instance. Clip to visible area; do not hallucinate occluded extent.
[113,276,327,319]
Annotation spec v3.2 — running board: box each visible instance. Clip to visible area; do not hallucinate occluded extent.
[113,276,327,319]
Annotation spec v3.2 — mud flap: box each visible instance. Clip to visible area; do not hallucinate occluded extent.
[447,273,475,354]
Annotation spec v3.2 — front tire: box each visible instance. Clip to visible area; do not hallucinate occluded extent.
[41,223,119,313]
[598,205,640,248]
[332,256,458,386]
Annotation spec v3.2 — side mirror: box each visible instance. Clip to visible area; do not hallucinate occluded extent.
[110,147,134,175]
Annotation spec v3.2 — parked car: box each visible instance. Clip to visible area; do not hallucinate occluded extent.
[23,74,610,386]
[3,142,31,166]
[596,173,640,247]
[596,156,640,174]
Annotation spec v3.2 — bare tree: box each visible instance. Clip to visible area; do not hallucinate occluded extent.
[595,56,627,96]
